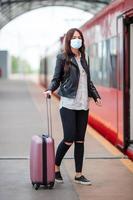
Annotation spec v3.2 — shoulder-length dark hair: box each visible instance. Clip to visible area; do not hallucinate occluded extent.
[63,28,86,71]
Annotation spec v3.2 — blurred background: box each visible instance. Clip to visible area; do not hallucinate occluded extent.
[0,6,92,79]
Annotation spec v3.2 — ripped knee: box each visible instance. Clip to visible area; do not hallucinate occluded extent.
[64,141,73,146]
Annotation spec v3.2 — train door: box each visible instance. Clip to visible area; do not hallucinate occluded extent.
[129,19,133,145]
[124,14,133,150]
[117,11,133,150]
[117,16,125,148]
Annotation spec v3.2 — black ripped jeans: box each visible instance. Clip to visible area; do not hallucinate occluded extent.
[55,107,89,173]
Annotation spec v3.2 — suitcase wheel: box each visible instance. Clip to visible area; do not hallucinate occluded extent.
[34,183,40,190]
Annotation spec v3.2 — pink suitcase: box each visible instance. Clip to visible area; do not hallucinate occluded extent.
[30,95,55,189]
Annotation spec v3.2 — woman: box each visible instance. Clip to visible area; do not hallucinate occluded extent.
[44,28,102,185]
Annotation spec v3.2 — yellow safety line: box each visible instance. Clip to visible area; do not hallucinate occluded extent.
[87,126,133,173]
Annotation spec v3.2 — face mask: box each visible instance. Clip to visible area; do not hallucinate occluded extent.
[70,38,82,49]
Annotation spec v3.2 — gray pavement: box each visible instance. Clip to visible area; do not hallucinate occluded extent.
[0,160,79,200]
[0,79,133,200]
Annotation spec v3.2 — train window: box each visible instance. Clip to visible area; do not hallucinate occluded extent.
[87,44,96,81]
[91,44,98,82]
[88,37,117,88]
[101,38,117,88]
[102,40,110,87]
[98,42,103,83]
[109,37,117,88]
[87,43,102,85]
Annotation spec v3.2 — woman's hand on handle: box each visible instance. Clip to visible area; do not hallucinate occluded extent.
[95,98,102,106]
[43,90,52,98]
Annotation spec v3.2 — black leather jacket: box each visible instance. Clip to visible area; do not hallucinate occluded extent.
[48,53,101,101]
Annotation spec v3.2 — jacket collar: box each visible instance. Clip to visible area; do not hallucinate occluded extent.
[70,55,88,70]
[70,56,79,68]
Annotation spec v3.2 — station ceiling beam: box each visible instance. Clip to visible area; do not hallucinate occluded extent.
[0,0,112,29]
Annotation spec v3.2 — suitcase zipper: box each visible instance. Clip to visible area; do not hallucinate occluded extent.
[42,135,47,185]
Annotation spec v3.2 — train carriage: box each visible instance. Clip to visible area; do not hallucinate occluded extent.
[80,0,133,159]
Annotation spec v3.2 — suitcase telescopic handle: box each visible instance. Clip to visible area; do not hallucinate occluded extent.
[45,94,52,137]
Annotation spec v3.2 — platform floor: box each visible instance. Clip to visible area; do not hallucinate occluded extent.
[0,79,133,200]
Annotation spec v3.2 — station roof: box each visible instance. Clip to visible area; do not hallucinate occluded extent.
[0,0,112,29]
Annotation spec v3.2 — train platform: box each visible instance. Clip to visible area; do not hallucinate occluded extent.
[0,78,133,200]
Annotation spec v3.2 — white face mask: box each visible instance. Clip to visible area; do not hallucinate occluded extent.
[70,38,82,49]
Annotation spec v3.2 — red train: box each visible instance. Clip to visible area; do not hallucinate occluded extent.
[40,0,133,160]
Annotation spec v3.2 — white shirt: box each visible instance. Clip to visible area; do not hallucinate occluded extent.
[60,56,89,110]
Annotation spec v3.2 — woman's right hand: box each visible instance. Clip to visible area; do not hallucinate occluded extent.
[43,90,52,98]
